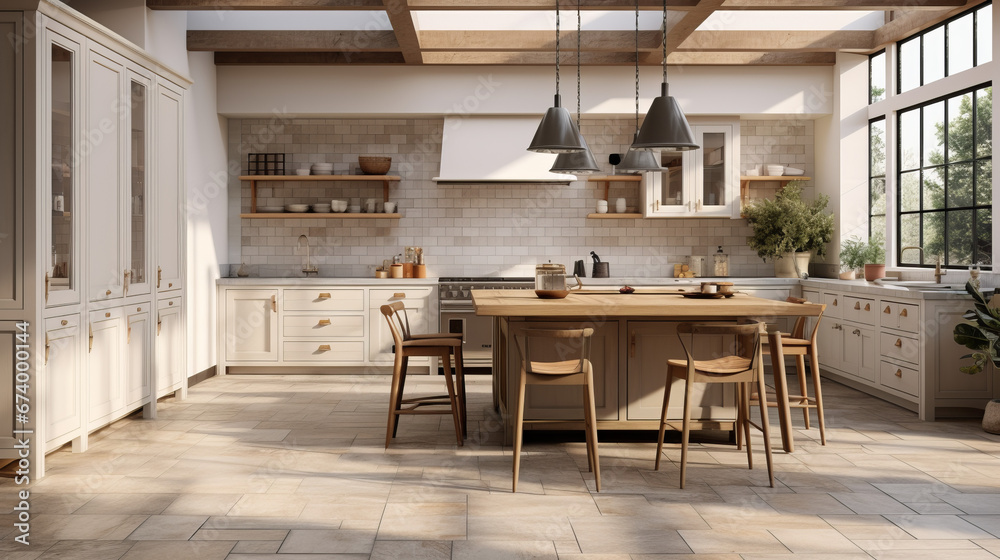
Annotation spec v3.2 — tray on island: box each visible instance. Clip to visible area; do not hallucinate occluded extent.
[680,292,735,299]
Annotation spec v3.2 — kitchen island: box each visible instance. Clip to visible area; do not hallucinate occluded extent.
[472,289,823,445]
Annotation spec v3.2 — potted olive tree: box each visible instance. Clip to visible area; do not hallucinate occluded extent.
[838,236,867,280]
[953,280,1000,432]
[743,183,835,278]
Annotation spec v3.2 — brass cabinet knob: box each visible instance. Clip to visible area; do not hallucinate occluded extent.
[895,369,903,378]
[895,338,902,347]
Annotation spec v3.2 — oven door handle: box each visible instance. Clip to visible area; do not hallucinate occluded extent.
[439,303,477,311]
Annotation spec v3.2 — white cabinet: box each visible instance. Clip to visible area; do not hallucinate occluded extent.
[155,297,185,398]
[154,80,184,294]
[0,14,22,312]
[224,289,278,362]
[0,321,27,452]
[125,306,151,409]
[369,288,432,363]
[808,289,877,383]
[283,288,365,364]
[44,315,83,451]
[86,308,123,429]
[626,321,730,422]
[642,121,739,218]
[126,69,152,297]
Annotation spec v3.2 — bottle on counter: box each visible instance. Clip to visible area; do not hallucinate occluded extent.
[713,246,729,277]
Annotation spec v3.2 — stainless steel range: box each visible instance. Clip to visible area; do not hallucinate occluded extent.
[439,277,534,368]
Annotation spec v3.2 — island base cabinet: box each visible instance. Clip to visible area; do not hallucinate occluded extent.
[626,322,733,423]
[504,321,619,425]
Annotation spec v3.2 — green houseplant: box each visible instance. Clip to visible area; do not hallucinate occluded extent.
[743,182,835,278]
[838,236,868,279]
[953,280,1000,432]
[861,235,886,281]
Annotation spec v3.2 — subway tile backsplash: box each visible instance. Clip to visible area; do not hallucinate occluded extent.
[229,117,816,278]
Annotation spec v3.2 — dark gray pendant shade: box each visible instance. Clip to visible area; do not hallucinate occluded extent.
[633,82,699,150]
[550,135,600,175]
[528,94,587,153]
[619,134,663,172]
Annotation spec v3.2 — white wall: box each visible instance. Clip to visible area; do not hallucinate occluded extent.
[216,65,834,118]
[66,0,147,47]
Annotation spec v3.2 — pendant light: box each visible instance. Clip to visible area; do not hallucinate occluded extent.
[528,0,587,153]
[632,0,698,150]
[550,0,600,175]
[619,0,662,173]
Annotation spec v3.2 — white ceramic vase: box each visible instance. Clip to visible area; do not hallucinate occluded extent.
[773,251,810,278]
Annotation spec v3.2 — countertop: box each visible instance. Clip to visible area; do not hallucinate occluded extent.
[471,289,823,318]
[217,277,440,286]
[216,276,798,287]
[800,278,973,300]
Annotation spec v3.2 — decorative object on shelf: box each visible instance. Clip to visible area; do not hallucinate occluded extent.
[619,0,663,173]
[615,197,627,213]
[311,162,334,175]
[743,182,834,279]
[591,250,609,278]
[295,168,310,176]
[595,200,608,213]
[631,0,698,151]
[236,262,249,277]
[766,164,785,176]
[550,0,600,175]
[285,204,309,213]
[248,153,285,175]
[687,255,704,278]
[384,201,397,213]
[713,246,729,277]
[527,0,585,154]
[359,156,391,175]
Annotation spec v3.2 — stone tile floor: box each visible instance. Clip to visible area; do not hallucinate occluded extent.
[3,373,1000,559]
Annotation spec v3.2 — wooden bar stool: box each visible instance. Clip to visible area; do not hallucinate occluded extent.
[655,321,774,489]
[512,327,600,493]
[380,301,465,447]
[759,297,827,451]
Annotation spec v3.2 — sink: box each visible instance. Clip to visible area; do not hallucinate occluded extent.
[876,280,961,291]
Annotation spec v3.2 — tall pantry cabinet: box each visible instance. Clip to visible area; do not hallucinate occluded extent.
[0,1,190,477]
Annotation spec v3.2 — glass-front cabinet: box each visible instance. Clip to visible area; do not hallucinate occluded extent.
[642,121,738,218]
[127,72,151,296]
[45,26,82,307]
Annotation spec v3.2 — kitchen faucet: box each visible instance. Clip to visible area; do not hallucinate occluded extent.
[298,234,318,276]
[901,246,946,283]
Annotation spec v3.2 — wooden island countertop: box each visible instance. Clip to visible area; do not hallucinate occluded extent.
[471,289,823,319]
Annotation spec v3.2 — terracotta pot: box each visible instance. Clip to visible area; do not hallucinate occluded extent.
[864,263,886,281]
[773,251,811,278]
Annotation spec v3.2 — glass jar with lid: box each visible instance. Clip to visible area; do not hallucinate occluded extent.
[534,262,583,299]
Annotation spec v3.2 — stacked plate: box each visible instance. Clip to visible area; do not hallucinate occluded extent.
[784,167,804,176]
[285,204,310,213]
[330,199,347,212]
[311,163,334,175]
[766,165,785,176]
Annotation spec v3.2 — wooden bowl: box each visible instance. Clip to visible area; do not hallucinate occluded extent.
[359,156,391,175]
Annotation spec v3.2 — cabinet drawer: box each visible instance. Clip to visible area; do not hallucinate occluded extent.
[880,360,919,397]
[283,315,363,338]
[370,288,432,309]
[283,289,364,312]
[282,340,364,362]
[880,300,920,333]
[880,332,919,365]
[822,293,843,319]
[843,296,875,325]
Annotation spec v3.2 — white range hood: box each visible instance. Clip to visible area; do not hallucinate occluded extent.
[433,116,578,183]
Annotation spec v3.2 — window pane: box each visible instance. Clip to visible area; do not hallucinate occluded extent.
[870,51,886,103]
[978,4,993,65]
[977,207,993,265]
[870,119,886,177]
[899,37,921,93]
[924,26,945,83]
[948,13,975,75]
[925,167,946,210]
[946,209,974,265]
[924,101,945,165]
[900,214,921,253]
[947,162,973,208]
[976,87,992,158]
[899,109,921,170]
[870,214,886,242]
[976,158,992,206]
[947,92,974,162]
[925,212,946,262]
[871,178,886,215]
[901,170,921,212]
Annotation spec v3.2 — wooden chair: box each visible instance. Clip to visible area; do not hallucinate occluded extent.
[655,321,774,489]
[759,297,827,449]
[512,328,600,493]
[380,301,465,447]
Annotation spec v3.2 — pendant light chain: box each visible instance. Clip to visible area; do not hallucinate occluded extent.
[634,0,640,134]
[576,0,582,127]
[555,0,560,97]
[661,0,667,84]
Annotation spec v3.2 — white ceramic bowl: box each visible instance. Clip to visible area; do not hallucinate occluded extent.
[295,168,310,176]
[744,169,759,176]
[331,199,347,212]
[766,165,784,176]
[784,167,804,176]
[285,204,310,213]
[311,204,332,213]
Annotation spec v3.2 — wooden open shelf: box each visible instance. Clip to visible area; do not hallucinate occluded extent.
[585,213,643,219]
[587,175,643,219]
[739,175,811,214]
[241,213,401,219]
[240,174,400,214]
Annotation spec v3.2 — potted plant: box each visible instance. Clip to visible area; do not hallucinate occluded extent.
[861,235,886,281]
[838,236,867,280]
[743,182,835,278]
[953,280,1000,432]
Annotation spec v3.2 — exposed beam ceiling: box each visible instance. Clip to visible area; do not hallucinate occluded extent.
[164,0,989,65]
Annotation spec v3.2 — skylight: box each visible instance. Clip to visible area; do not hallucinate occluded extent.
[698,11,884,32]
[186,11,392,31]
[412,11,667,31]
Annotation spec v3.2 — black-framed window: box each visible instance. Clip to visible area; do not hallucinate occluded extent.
[897,85,992,269]
[898,2,992,95]
[870,117,886,242]
[870,50,886,104]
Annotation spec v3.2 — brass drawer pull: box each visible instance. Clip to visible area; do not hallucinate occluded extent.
[60,319,68,326]
[854,301,860,310]
[833,298,838,306]
[318,319,331,326]
[884,305,891,314]
[864,303,871,312]
[127,325,131,344]
[45,272,50,303]
[88,324,93,352]
[168,282,173,288]
[44,334,50,365]
[318,293,331,299]
[168,301,173,306]
[106,289,112,296]
[895,338,902,347]
[157,315,162,335]
[105,312,111,318]
[852,328,860,335]
[318,344,331,352]
[137,306,141,312]
[394,292,406,298]
[900,308,908,318]
[271,295,277,312]
[895,369,903,378]
[157,266,162,288]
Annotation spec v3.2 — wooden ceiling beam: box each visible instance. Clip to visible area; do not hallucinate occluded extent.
[214,51,406,63]
[663,0,727,59]
[383,0,423,64]
[667,51,836,64]
[420,50,655,64]
[677,29,875,51]
[187,30,399,51]
[149,0,693,9]
[873,1,988,47]
[418,30,663,51]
